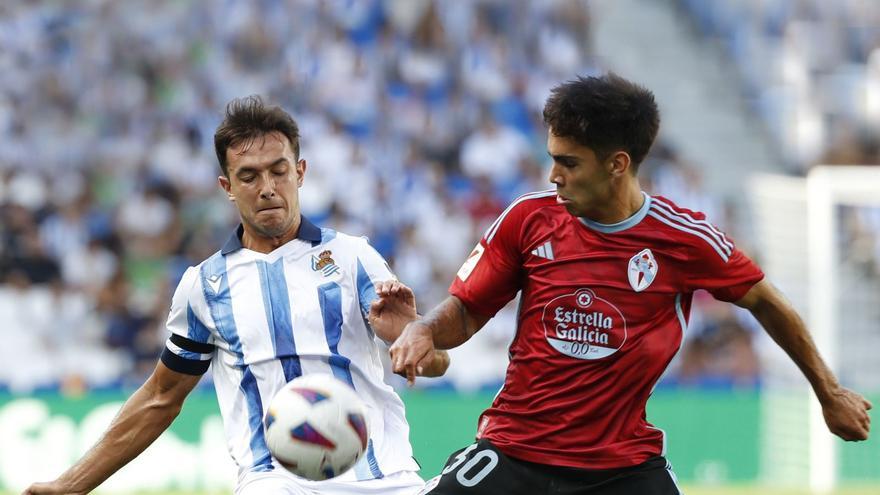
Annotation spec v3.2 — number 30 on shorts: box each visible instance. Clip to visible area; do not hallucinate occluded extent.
[440,443,500,488]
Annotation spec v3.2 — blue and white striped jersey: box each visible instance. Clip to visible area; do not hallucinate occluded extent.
[161,217,419,482]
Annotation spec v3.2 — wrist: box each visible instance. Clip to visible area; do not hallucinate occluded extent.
[404,312,420,326]
[814,381,842,405]
[53,479,88,495]
[412,320,434,338]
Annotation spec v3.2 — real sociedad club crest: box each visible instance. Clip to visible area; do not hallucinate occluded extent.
[312,250,341,277]
[628,248,657,292]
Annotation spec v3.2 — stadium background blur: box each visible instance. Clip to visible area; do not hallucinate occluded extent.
[0,0,877,494]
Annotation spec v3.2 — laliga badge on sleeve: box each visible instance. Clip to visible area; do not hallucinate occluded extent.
[628,248,657,292]
[456,243,485,281]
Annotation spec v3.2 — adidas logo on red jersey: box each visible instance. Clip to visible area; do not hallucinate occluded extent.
[531,241,554,260]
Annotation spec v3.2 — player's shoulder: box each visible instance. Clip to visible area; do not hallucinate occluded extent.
[646,195,734,261]
[484,189,560,240]
[176,249,233,298]
[169,260,212,306]
[191,250,225,280]
[318,228,360,248]
[316,228,378,258]
[505,189,560,214]
[648,194,709,221]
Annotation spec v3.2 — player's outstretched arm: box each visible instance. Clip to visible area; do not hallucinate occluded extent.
[736,279,872,441]
[22,361,202,495]
[390,296,490,386]
[368,280,450,378]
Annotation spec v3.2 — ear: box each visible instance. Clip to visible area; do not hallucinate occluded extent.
[296,159,307,187]
[607,151,632,177]
[218,175,235,202]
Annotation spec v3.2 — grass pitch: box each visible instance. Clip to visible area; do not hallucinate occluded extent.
[4,485,879,494]
[683,487,878,495]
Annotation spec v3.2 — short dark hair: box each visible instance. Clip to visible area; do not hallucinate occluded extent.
[543,73,660,170]
[214,95,301,176]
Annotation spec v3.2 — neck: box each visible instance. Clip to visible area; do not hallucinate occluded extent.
[241,217,301,254]
[583,179,644,224]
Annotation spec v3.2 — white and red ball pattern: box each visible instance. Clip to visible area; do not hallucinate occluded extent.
[264,374,370,481]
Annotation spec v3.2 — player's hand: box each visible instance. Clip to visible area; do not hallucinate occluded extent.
[22,481,85,495]
[389,321,435,387]
[368,280,417,341]
[820,386,872,441]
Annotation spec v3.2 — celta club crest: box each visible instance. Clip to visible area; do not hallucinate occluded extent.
[312,250,341,277]
[628,249,658,292]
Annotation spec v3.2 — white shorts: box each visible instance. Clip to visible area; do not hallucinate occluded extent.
[235,470,425,495]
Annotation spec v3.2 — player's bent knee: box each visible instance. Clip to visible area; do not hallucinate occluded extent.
[234,472,312,495]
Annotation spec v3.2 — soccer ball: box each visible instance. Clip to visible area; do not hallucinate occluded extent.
[264,374,370,481]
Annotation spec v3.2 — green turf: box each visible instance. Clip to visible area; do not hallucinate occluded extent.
[6,486,879,495]
[683,487,879,495]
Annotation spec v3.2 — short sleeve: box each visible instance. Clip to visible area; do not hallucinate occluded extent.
[449,200,525,317]
[355,237,396,318]
[160,266,216,375]
[684,229,764,302]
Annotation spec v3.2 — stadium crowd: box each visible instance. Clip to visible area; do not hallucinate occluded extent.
[678,0,880,311]
[680,0,880,169]
[7,0,868,394]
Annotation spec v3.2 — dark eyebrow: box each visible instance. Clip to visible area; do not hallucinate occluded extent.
[547,151,579,164]
[236,157,289,175]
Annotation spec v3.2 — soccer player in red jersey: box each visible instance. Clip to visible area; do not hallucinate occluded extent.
[391,73,872,494]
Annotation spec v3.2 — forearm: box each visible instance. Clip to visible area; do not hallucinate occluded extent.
[55,383,182,492]
[421,296,486,350]
[751,298,838,402]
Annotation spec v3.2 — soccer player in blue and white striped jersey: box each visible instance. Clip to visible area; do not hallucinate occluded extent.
[24,96,449,495]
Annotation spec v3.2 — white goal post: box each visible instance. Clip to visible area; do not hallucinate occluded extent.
[749,166,880,493]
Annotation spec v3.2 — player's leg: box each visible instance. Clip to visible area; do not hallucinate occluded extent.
[552,456,683,495]
[234,470,312,495]
[593,457,682,495]
[313,470,427,495]
[419,440,547,495]
[376,470,433,495]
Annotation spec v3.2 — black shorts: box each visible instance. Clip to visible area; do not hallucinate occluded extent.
[420,439,682,495]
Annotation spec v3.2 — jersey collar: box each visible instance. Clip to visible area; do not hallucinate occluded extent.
[221,215,322,255]
[578,192,651,234]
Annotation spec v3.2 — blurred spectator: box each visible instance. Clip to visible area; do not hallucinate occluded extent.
[673,297,761,388]
[459,114,531,187]
[679,0,880,172]
[464,175,505,231]
[675,1,880,393]
[61,237,118,297]
[0,0,771,393]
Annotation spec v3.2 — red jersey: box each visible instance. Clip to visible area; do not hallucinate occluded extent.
[449,190,764,469]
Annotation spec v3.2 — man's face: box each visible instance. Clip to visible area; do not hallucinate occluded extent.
[219,131,306,240]
[546,129,615,217]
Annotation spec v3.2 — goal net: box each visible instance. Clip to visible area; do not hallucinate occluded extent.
[749,166,880,492]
